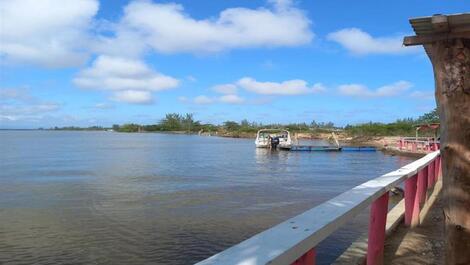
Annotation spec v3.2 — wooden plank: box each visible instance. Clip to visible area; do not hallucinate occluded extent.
[289,145,341,152]
[196,151,440,265]
[403,32,470,46]
[431,15,449,33]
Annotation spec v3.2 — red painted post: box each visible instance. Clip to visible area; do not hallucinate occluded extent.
[433,158,438,184]
[291,248,316,265]
[437,155,442,179]
[417,168,427,205]
[367,192,389,265]
[411,142,417,152]
[405,174,419,227]
[438,156,442,179]
[428,160,435,188]
[435,156,441,180]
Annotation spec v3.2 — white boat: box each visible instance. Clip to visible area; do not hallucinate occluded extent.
[255,129,292,149]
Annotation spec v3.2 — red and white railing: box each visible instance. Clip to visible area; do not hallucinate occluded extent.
[397,137,439,153]
[196,151,442,265]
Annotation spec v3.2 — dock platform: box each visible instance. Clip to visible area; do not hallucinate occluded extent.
[283,146,376,152]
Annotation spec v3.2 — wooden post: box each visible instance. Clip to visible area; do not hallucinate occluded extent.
[430,37,470,264]
[428,160,435,188]
[291,249,316,265]
[405,174,419,227]
[437,156,442,179]
[367,192,389,265]
[417,167,428,204]
[436,155,441,179]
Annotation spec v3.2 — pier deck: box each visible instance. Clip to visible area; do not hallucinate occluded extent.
[285,146,376,152]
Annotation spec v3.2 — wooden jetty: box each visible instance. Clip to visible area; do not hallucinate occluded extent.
[279,131,377,152]
[282,146,376,152]
[283,145,341,152]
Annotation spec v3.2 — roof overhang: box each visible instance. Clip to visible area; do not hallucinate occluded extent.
[403,13,470,57]
[415,123,440,131]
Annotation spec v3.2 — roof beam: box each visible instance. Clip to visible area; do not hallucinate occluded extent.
[403,32,470,46]
[431,15,449,33]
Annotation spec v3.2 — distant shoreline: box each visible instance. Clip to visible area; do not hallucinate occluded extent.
[1,128,423,157]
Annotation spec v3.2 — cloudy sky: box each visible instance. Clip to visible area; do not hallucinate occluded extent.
[0,0,465,128]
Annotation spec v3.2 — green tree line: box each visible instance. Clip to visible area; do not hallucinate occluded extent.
[55,108,439,137]
[344,108,439,136]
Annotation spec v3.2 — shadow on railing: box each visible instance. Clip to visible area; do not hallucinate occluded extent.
[195,151,442,265]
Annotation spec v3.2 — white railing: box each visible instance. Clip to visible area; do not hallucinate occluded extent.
[196,151,442,265]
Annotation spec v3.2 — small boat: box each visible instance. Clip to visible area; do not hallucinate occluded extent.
[255,129,292,149]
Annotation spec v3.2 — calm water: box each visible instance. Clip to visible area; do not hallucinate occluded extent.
[0,131,414,265]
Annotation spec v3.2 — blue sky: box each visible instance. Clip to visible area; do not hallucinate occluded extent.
[0,0,467,128]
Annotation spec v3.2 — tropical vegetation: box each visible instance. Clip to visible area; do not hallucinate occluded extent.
[52,108,440,137]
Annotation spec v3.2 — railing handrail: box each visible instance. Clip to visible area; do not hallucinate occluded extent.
[401,137,439,142]
[196,151,440,265]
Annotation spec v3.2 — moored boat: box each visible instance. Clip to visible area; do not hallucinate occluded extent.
[255,129,292,149]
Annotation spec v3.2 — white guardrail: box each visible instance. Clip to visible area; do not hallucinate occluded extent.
[196,151,441,265]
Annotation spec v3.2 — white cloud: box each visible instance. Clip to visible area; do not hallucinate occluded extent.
[194,95,215,105]
[73,55,179,104]
[212,84,238,94]
[237,77,325,95]
[1,0,313,68]
[0,0,98,67]
[94,102,114,109]
[410,91,434,100]
[327,28,419,55]
[186,75,197,82]
[0,88,60,121]
[375,81,412,96]
[311,83,327,93]
[219,94,245,104]
[0,88,33,101]
[338,84,369,96]
[338,81,412,97]
[1,0,312,69]
[74,56,179,91]
[112,90,153,104]
[184,94,245,105]
[177,96,188,102]
[101,0,312,56]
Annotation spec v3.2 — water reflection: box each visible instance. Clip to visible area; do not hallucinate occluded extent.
[0,131,415,265]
